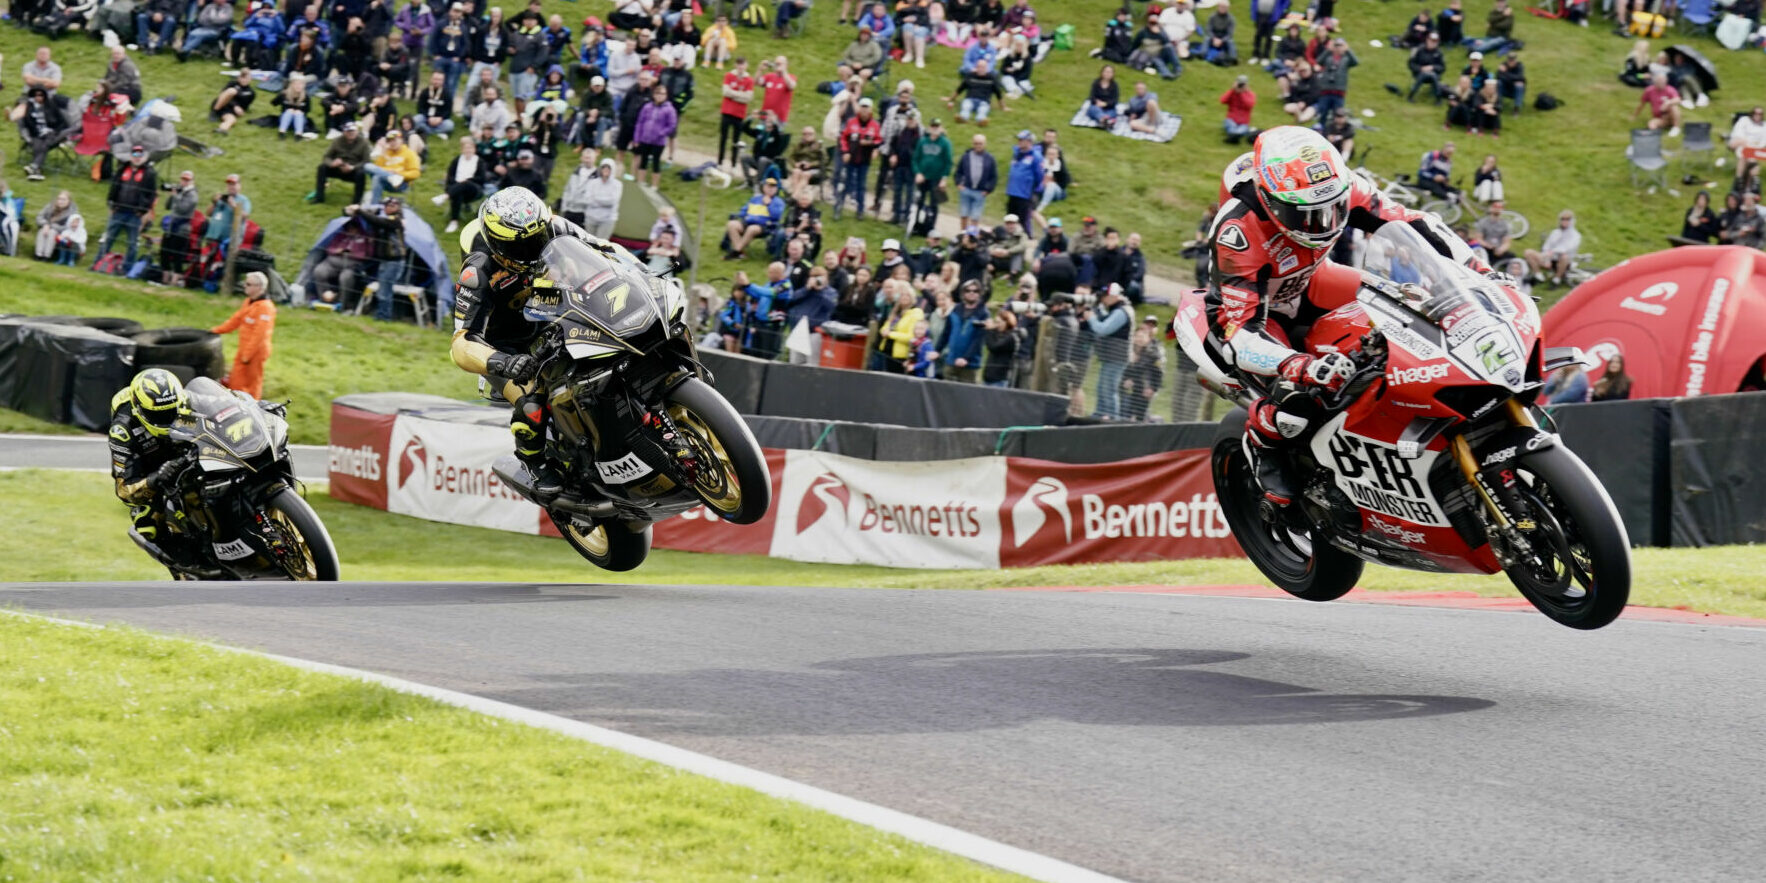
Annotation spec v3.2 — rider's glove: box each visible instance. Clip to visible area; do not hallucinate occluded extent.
[149,459,184,491]
[1483,269,1520,290]
[1279,352,1354,392]
[486,351,539,384]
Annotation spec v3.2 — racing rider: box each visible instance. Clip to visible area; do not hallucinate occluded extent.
[1206,126,1483,505]
[450,186,644,497]
[109,368,193,566]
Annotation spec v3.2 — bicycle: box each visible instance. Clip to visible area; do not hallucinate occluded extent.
[1420,182,1531,238]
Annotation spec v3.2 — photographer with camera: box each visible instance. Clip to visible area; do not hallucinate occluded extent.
[1084,283,1134,419]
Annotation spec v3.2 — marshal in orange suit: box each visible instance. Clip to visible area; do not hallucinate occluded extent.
[211,271,276,398]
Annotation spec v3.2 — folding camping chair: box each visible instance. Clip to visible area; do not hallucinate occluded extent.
[1627,128,1670,189]
[1680,121,1716,172]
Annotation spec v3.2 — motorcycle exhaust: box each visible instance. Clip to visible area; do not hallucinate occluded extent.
[128,527,178,569]
[492,455,619,520]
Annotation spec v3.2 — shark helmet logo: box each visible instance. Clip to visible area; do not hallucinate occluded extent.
[1011,476,1072,548]
[795,472,850,535]
[397,437,427,490]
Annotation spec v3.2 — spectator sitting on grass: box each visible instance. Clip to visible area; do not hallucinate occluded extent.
[312,121,369,204]
[1400,9,1434,49]
[1632,71,1682,139]
[1322,107,1355,160]
[274,75,313,140]
[841,26,885,81]
[21,46,63,93]
[961,24,1000,74]
[564,155,622,238]
[1680,190,1719,243]
[210,68,256,135]
[1131,16,1181,81]
[1524,210,1581,288]
[1437,0,1466,46]
[1221,74,1256,144]
[948,57,1006,126]
[1726,106,1766,166]
[366,129,421,204]
[53,214,89,266]
[1000,34,1037,97]
[771,187,824,258]
[32,190,76,261]
[1476,200,1516,264]
[725,177,786,259]
[500,149,549,200]
[644,228,683,274]
[1201,0,1237,67]
[1084,64,1122,127]
[11,87,69,182]
[1408,32,1446,103]
[1124,82,1164,135]
[1276,59,1317,124]
[1159,1,1197,60]
[322,77,364,136]
[990,213,1029,276]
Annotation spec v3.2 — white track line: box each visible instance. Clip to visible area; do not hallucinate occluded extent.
[0,608,1123,883]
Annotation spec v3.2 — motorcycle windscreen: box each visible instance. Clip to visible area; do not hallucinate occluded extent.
[1359,225,1531,391]
[173,380,273,471]
[536,237,663,336]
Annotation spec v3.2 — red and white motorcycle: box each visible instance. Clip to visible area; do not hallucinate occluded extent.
[1174,224,1632,629]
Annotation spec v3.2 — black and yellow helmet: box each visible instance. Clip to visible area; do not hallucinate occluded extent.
[129,368,186,436]
[478,186,554,269]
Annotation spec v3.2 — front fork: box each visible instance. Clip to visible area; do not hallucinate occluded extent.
[1448,400,1541,566]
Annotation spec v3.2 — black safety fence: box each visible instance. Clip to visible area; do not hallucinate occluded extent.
[1668,392,1766,547]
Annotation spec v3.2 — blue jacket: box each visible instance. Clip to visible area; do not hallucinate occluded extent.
[909,338,938,377]
[744,280,790,317]
[1006,145,1043,200]
[784,284,836,330]
[856,11,896,43]
[1251,0,1291,26]
[962,42,998,74]
[733,194,786,229]
[233,12,287,47]
[952,148,998,192]
[937,302,990,367]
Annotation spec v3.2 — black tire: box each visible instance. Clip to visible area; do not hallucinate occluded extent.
[30,315,145,336]
[1211,409,1363,602]
[1502,445,1631,630]
[548,511,652,572]
[266,488,341,581]
[131,327,226,379]
[666,376,772,525]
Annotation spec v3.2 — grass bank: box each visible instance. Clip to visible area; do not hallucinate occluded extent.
[7,469,1764,618]
[0,611,1022,881]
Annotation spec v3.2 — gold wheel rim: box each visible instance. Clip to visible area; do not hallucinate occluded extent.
[268,508,318,580]
[668,405,742,514]
[566,521,611,558]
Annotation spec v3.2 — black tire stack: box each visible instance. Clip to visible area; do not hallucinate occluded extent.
[129,327,227,384]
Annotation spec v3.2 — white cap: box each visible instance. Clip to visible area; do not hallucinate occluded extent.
[858,97,875,108]
[882,238,901,251]
[590,75,605,87]
[1003,213,1020,223]
[897,79,914,93]
[1468,51,1484,60]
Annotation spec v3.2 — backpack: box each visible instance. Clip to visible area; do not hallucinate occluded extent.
[1053,24,1076,51]
[92,253,127,276]
[1534,92,1562,111]
[738,1,771,28]
[1628,11,1666,38]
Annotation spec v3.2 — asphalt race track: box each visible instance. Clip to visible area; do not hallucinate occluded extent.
[0,435,330,483]
[5,582,1764,881]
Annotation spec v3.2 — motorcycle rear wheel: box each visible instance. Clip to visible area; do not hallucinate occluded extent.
[1501,446,1631,630]
[549,512,652,572]
[267,488,340,581]
[666,377,772,525]
[1212,427,1363,602]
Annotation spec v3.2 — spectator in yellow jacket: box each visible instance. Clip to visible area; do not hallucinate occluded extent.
[701,14,738,68]
[365,130,423,204]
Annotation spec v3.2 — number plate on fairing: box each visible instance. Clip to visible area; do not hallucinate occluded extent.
[1309,413,1448,527]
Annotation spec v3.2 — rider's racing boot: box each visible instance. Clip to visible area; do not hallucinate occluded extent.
[1246,398,1307,506]
[511,394,565,497]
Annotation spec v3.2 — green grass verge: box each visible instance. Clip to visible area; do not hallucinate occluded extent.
[7,469,1764,618]
[0,612,1023,881]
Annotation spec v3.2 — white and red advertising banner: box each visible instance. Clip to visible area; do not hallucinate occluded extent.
[330,402,1243,568]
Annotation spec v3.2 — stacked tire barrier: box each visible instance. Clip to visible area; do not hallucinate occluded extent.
[0,316,225,430]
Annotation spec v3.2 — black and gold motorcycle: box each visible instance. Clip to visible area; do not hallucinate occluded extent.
[136,378,340,581]
[490,237,771,571]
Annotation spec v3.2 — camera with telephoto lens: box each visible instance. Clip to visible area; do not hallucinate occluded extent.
[1007,300,1047,316]
[1050,292,1096,308]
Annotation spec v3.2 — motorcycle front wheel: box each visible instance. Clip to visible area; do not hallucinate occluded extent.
[1211,413,1363,602]
[666,377,772,525]
[549,512,652,572]
[267,488,341,581]
[1500,445,1631,630]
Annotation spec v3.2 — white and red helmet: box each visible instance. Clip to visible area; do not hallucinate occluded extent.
[1250,126,1353,250]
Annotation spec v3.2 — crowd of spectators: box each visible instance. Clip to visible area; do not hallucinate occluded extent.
[1,0,1760,423]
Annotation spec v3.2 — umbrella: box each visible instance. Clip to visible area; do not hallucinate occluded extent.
[1666,44,1720,94]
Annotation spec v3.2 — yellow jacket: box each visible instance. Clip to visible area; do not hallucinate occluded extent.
[880,307,924,360]
[372,143,422,181]
[701,23,737,51]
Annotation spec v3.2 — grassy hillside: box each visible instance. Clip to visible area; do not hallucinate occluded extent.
[0,2,1757,286]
